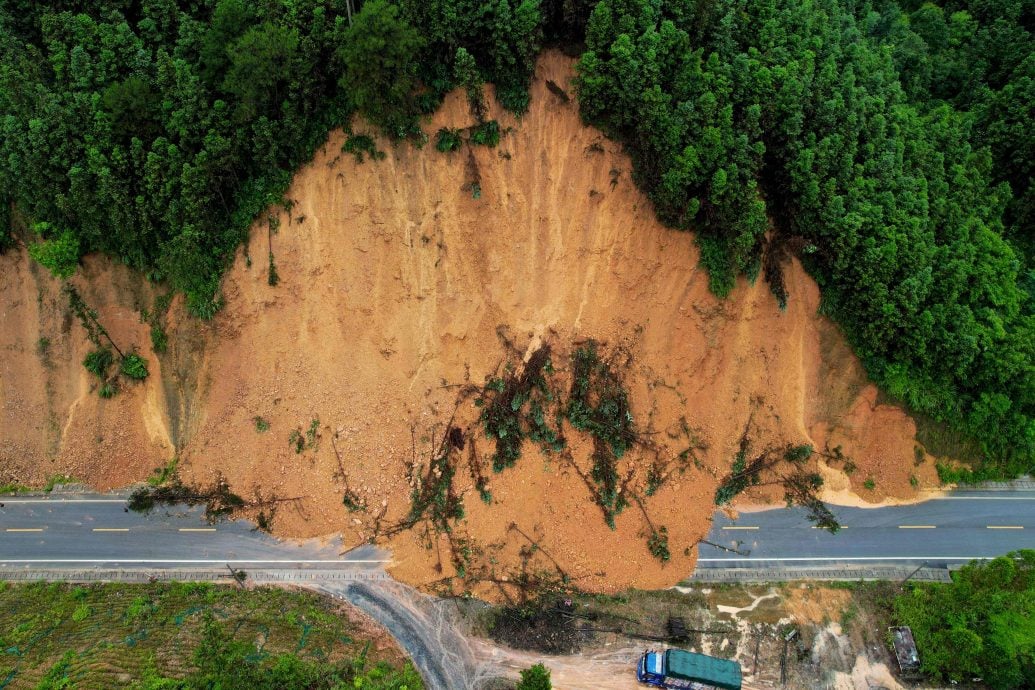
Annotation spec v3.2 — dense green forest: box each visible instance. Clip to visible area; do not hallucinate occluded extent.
[894,550,1035,688]
[0,0,1031,474]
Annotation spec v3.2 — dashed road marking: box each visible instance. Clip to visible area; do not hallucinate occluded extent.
[986,525,1024,529]
[92,528,129,532]
[898,525,936,529]
[811,526,848,529]
[178,528,216,533]
[722,526,759,530]
[5,528,44,532]
[933,496,1035,500]
[697,556,993,562]
[0,499,125,504]
[0,559,389,564]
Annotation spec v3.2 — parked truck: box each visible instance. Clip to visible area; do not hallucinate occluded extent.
[636,649,742,690]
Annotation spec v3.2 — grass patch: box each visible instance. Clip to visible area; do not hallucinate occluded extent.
[146,458,178,487]
[288,418,320,454]
[0,581,420,688]
[42,474,75,492]
[912,412,985,465]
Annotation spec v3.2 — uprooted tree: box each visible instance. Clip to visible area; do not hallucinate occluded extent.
[65,285,149,398]
[714,420,842,532]
[366,334,697,596]
[128,472,300,531]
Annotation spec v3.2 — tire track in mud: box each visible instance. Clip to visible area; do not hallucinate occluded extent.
[312,580,479,690]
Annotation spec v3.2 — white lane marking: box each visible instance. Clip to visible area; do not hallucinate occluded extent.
[722,526,759,530]
[986,525,1024,529]
[0,559,389,564]
[5,528,44,532]
[178,528,216,532]
[811,526,848,529]
[899,525,936,529]
[92,528,129,532]
[933,496,1035,500]
[0,499,126,503]
[698,556,998,562]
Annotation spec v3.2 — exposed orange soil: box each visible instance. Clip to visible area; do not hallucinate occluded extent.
[0,52,941,594]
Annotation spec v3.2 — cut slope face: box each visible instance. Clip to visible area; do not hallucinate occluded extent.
[0,52,939,594]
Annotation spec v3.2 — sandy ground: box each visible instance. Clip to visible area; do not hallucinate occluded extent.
[0,52,942,595]
[465,584,909,689]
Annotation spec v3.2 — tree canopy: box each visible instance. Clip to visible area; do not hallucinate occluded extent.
[895,550,1035,688]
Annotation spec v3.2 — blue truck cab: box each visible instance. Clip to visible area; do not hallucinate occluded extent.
[636,649,742,690]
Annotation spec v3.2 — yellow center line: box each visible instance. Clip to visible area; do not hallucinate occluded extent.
[722,526,759,530]
[986,525,1024,529]
[899,525,936,529]
[5,528,44,532]
[92,528,129,532]
[178,528,216,532]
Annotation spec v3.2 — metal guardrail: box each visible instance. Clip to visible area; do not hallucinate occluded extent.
[0,568,388,583]
[688,566,952,583]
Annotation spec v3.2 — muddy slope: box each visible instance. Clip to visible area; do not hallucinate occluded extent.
[0,52,940,593]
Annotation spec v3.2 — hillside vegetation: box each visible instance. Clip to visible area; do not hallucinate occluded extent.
[0,0,1031,473]
[0,581,420,689]
[894,550,1035,688]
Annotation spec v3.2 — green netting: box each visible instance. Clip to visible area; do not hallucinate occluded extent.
[665,650,742,690]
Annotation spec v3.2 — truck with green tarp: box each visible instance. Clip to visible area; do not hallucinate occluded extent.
[636,648,742,689]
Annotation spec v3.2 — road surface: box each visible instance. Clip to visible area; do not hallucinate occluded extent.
[0,492,384,570]
[697,487,1035,573]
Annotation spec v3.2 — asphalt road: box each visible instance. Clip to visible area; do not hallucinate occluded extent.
[698,487,1035,569]
[0,493,383,570]
[3,486,1033,571]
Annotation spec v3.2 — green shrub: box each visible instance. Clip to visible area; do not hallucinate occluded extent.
[517,663,552,690]
[342,134,385,163]
[469,120,500,148]
[120,353,149,380]
[149,323,167,353]
[43,474,75,492]
[28,224,79,279]
[254,416,270,433]
[83,348,114,378]
[436,127,463,153]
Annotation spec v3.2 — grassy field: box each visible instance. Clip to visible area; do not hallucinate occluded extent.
[0,581,420,689]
